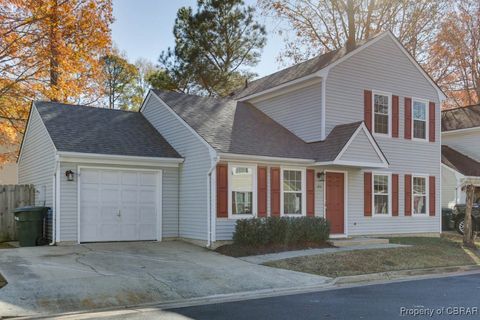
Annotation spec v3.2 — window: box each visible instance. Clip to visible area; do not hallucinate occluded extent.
[282,169,304,215]
[230,166,255,216]
[373,93,390,135]
[413,99,427,140]
[413,176,427,214]
[373,174,390,215]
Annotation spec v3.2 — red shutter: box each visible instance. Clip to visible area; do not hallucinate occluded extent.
[392,95,399,138]
[404,97,412,139]
[270,167,280,217]
[392,174,399,216]
[216,164,228,218]
[257,166,267,217]
[364,90,372,132]
[404,174,412,216]
[429,102,436,142]
[429,176,436,216]
[364,172,372,216]
[306,169,315,217]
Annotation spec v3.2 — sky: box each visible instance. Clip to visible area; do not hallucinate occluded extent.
[111,0,286,78]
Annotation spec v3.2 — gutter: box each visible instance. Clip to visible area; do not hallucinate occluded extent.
[50,154,60,246]
[207,156,220,247]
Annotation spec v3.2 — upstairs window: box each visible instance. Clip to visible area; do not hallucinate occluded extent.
[413,99,427,140]
[373,93,390,135]
[230,166,254,216]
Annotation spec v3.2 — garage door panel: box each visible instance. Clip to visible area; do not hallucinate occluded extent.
[79,168,160,243]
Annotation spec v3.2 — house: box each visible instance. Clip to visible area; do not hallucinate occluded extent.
[18,31,445,246]
[441,105,480,208]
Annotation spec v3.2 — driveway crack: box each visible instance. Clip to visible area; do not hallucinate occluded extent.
[146,272,184,298]
[74,255,109,276]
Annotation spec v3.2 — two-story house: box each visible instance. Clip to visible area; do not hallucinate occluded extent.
[441,105,480,209]
[18,31,444,246]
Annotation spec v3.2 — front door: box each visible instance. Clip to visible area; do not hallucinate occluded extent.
[325,172,345,234]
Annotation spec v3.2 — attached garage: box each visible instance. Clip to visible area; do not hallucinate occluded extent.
[79,168,161,242]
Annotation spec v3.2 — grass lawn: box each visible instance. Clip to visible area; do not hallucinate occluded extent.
[264,237,478,278]
[215,242,331,258]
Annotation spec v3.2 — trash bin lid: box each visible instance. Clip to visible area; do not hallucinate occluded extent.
[14,206,48,213]
[14,206,49,221]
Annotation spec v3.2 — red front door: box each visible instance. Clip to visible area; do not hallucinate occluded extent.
[326,172,345,234]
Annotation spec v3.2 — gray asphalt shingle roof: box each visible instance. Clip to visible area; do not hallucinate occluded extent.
[152,89,368,161]
[232,34,384,99]
[34,101,181,158]
[441,105,480,132]
[442,145,480,177]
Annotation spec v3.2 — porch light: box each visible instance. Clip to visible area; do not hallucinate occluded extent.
[65,170,75,181]
[317,171,325,182]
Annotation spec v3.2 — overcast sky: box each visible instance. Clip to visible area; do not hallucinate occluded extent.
[111,0,286,78]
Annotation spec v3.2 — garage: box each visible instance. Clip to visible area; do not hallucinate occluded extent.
[79,167,161,242]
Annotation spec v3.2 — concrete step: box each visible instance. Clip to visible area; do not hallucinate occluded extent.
[328,237,389,247]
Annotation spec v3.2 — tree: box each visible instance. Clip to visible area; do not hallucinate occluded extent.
[463,183,476,248]
[0,0,113,163]
[428,0,480,108]
[101,51,139,109]
[260,0,447,66]
[159,0,267,96]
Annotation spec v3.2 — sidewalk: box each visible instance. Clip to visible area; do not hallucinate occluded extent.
[239,243,409,264]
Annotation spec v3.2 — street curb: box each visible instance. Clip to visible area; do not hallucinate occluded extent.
[11,266,480,320]
[333,264,480,285]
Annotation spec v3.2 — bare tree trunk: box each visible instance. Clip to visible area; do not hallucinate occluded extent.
[464,184,475,248]
[346,0,356,48]
[364,0,375,39]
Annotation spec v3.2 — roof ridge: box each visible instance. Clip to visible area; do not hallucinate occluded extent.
[442,104,480,113]
[35,101,139,113]
[152,89,237,103]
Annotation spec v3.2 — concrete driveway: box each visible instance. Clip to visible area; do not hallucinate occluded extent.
[0,241,329,318]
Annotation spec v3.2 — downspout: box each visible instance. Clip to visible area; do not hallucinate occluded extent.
[207,155,220,247]
[50,154,60,245]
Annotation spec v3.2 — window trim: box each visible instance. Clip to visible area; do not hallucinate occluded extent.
[372,172,392,217]
[411,98,429,142]
[227,163,257,219]
[280,167,307,217]
[372,90,392,138]
[412,174,429,216]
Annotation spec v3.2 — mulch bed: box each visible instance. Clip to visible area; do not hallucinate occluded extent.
[215,242,332,258]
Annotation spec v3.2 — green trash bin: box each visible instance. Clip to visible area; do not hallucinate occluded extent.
[14,206,48,247]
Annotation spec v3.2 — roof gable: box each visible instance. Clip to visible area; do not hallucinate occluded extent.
[34,101,181,158]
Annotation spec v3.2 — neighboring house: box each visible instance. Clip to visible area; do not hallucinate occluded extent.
[441,105,480,208]
[18,31,444,246]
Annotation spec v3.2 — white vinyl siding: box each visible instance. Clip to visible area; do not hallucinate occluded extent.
[443,130,480,162]
[17,106,56,239]
[58,162,179,242]
[324,35,440,235]
[142,94,212,241]
[442,166,461,208]
[338,130,383,163]
[252,82,323,142]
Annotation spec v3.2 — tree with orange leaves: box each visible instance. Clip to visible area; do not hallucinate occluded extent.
[0,0,113,163]
[428,0,480,108]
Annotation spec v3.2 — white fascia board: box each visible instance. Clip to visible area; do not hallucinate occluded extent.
[441,163,465,178]
[314,160,389,168]
[442,126,480,136]
[57,151,184,167]
[218,152,315,165]
[246,77,322,104]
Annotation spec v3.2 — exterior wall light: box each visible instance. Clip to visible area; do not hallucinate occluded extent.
[65,170,75,181]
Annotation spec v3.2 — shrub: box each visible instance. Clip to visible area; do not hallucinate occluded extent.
[233,216,330,247]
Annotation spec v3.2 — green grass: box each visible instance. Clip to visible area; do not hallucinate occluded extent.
[264,237,477,278]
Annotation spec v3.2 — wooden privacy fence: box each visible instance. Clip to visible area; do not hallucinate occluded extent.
[0,185,35,242]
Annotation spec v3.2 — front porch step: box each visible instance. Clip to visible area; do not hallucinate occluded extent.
[328,237,389,247]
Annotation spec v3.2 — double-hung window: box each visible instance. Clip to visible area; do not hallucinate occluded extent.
[230,165,255,217]
[373,173,390,215]
[282,169,305,215]
[412,99,427,140]
[373,93,391,135]
[413,176,427,214]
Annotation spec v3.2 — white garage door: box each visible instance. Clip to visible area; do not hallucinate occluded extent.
[79,168,160,242]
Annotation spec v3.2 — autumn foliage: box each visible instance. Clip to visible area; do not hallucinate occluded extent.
[0,0,113,163]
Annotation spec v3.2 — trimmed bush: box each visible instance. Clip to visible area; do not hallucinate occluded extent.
[233,217,330,247]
